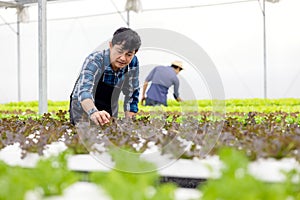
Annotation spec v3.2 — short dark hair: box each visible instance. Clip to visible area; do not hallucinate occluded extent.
[112,27,141,53]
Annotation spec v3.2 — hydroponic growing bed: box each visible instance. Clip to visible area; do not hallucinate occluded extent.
[1,99,300,200]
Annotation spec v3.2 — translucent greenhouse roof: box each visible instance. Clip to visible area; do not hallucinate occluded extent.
[0,0,65,8]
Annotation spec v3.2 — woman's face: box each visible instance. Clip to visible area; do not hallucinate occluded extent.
[109,41,135,71]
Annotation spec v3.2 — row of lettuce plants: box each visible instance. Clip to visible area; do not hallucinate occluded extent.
[0,110,299,161]
[1,147,300,200]
[0,99,300,199]
[1,98,300,114]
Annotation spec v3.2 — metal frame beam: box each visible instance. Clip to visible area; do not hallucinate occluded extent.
[0,1,19,8]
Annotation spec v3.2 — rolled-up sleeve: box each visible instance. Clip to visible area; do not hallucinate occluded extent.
[123,57,140,113]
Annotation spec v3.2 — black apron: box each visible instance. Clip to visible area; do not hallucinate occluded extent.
[69,51,128,124]
[94,69,127,118]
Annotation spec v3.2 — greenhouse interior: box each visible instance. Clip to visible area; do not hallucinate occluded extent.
[0,0,300,199]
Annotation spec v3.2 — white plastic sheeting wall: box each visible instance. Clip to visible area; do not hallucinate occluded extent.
[0,0,299,103]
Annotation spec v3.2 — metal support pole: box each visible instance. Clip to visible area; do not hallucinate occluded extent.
[263,0,267,99]
[38,0,47,114]
[17,10,21,102]
[127,10,130,27]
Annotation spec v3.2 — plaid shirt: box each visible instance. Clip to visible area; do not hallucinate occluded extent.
[71,49,140,113]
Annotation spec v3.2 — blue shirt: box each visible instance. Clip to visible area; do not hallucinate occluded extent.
[145,66,180,105]
[72,49,140,113]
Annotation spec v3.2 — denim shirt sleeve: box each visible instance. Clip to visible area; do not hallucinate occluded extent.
[123,56,140,113]
[78,52,103,103]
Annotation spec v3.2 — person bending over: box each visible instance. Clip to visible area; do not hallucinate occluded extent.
[141,61,183,106]
[69,27,141,125]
